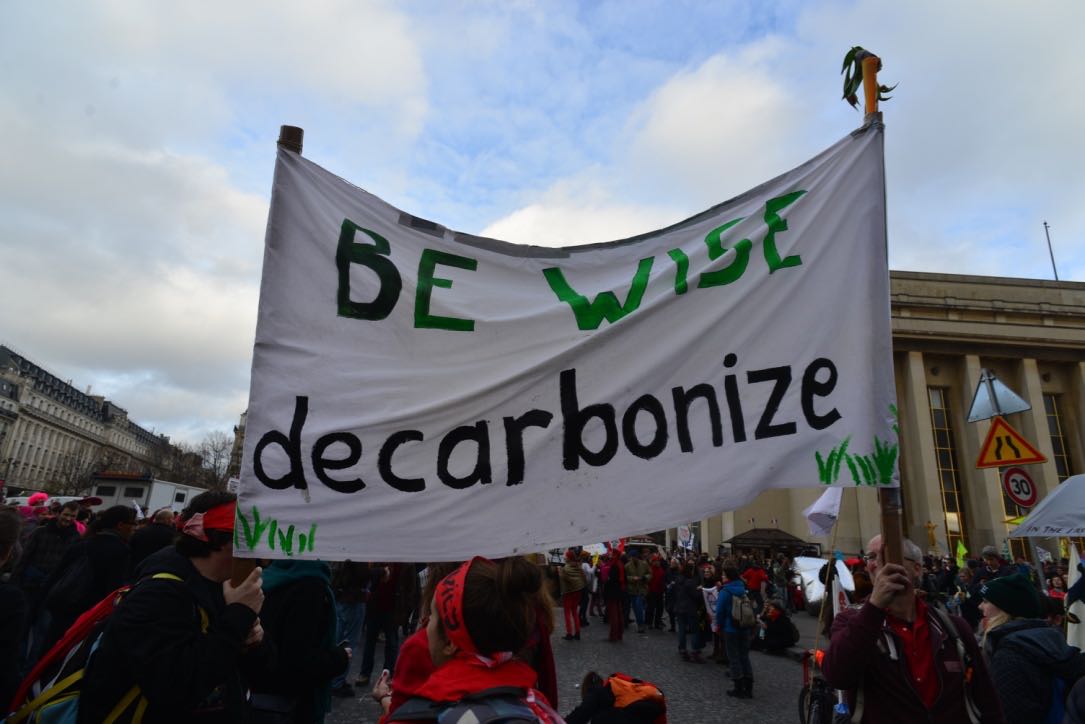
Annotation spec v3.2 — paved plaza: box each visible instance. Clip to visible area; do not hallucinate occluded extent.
[327,609,822,723]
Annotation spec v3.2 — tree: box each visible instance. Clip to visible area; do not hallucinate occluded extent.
[200,431,234,490]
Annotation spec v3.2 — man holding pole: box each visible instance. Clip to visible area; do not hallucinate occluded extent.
[79,491,270,723]
[822,537,1004,723]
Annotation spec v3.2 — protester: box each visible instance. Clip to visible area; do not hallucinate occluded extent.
[43,504,136,649]
[0,510,28,708]
[740,560,769,613]
[329,561,371,697]
[579,551,595,628]
[645,556,665,630]
[565,671,665,724]
[128,507,177,568]
[624,549,651,634]
[751,598,799,655]
[16,500,81,668]
[375,557,561,722]
[674,562,705,663]
[357,562,418,687]
[822,537,1004,723]
[600,553,625,642]
[249,559,349,724]
[716,566,754,698]
[979,573,1085,724]
[77,490,270,723]
[558,549,586,641]
[663,559,680,632]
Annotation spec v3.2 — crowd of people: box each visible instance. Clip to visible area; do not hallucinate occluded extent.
[1,489,1083,723]
[822,534,1085,724]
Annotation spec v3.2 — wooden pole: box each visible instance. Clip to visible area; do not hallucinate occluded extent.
[861,55,904,565]
[230,125,305,588]
[861,55,881,116]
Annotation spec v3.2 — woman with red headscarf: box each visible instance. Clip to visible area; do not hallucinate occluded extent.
[377,557,563,723]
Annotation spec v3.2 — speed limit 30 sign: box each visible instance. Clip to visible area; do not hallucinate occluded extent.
[1002,466,1038,508]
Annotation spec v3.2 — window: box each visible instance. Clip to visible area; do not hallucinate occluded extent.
[928,388,968,555]
[95,485,116,497]
[174,492,186,503]
[123,487,144,498]
[1044,394,1075,481]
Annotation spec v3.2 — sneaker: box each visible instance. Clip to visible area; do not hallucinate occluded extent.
[562,634,574,641]
[573,632,580,640]
[331,684,355,698]
[355,676,370,686]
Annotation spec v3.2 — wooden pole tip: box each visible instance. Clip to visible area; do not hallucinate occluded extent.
[278,125,304,154]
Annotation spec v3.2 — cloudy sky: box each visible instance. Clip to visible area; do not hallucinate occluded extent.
[2,1,1082,445]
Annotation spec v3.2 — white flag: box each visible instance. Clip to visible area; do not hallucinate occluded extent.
[804,486,843,537]
[1069,545,1084,650]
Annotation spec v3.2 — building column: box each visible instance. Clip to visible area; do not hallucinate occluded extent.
[705,515,722,556]
[957,356,1006,552]
[699,517,710,554]
[721,510,735,549]
[664,528,673,550]
[898,352,943,546]
[1069,362,1085,474]
[1014,358,1060,497]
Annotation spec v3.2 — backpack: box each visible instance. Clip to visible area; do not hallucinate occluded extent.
[731,592,757,629]
[42,548,92,619]
[606,673,666,724]
[7,572,207,724]
[391,686,563,723]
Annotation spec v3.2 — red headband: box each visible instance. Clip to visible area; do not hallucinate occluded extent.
[435,557,492,656]
[180,501,236,541]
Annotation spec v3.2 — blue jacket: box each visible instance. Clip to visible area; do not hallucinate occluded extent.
[714,580,747,634]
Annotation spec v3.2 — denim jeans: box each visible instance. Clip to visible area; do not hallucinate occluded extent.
[725,629,753,680]
[630,594,646,627]
[331,601,366,687]
[676,611,702,652]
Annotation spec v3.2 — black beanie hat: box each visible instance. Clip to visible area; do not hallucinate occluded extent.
[980,573,1042,619]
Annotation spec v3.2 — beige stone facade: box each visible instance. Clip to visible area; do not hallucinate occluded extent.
[668,271,1085,560]
[0,346,174,494]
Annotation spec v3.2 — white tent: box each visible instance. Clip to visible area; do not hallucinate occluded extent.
[1008,474,1085,538]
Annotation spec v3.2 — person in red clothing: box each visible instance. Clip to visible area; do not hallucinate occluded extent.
[600,552,626,642]
[375,557,560,722]
[822,537,1004,724]
[740,561,770,613]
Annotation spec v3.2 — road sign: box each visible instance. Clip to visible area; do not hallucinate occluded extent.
[967,369,1031,422]
[1001,466,1039,508]
[976,416,1047,469]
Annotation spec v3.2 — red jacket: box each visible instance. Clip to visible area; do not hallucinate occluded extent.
[822,601,1005,724]
[648,565,665,594]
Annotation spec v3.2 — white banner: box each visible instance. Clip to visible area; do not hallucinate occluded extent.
[237,123,896,561]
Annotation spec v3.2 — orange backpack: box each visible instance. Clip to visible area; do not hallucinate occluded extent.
[606,672,666,724]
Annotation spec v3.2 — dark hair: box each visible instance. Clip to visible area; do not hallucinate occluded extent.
[580,671,604,702]
[89,505,136,536]
[421,561,463,621]
[723,566,740,581]
[175,490,235,559]
[0,510,21,565]
[450,557,544,656]
[61,501,80,513]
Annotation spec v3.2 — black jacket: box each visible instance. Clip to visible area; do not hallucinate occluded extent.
[0,582,28,708]
[129,522,177,569]
[985,618,1085,724]
[44,532,132,648]
[78,546,271,724]
[249,576,347,723]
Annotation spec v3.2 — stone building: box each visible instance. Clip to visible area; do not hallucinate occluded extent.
[667,271,1085,562]
[0,345,176,495]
